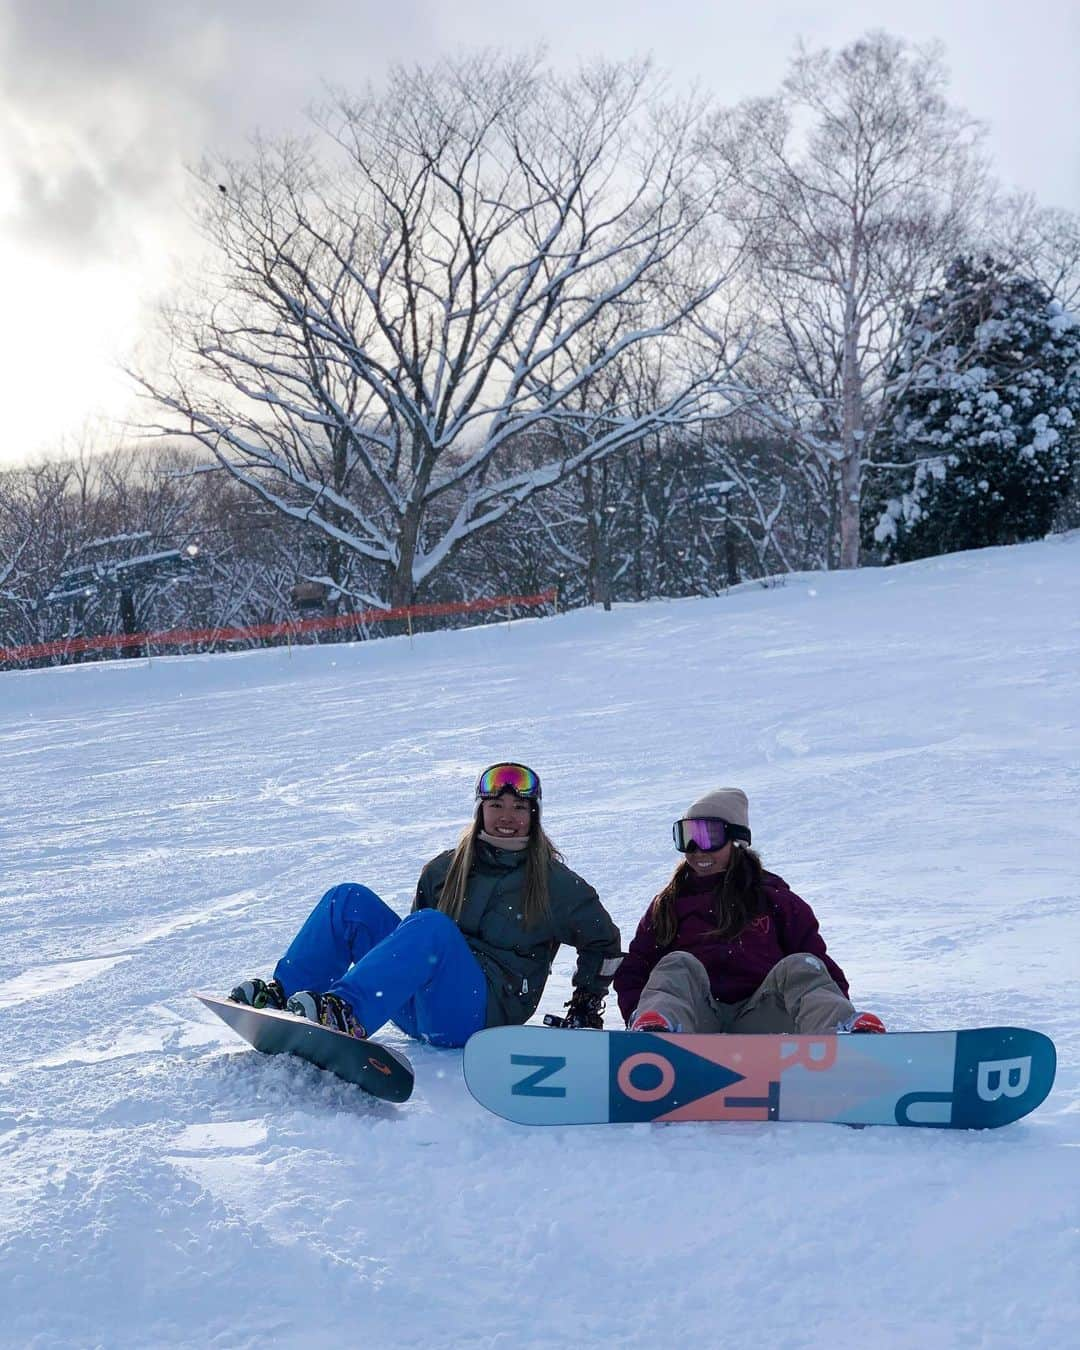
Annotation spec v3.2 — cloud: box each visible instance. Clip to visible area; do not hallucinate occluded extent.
[0,0,1076,466]
[0,0,443,462]
[2,5,213,262]
[4,0,1077,277]
[0,0,437,265]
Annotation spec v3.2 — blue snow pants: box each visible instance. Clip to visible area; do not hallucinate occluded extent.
[273,883,489,1047]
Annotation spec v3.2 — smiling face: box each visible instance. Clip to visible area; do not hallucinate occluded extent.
[684,840,733,877]
[480,790,533,840]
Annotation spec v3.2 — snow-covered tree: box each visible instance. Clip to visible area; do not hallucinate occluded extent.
[867,256,1080,561]
[0,445,296,664]
[704,31,988,568]
[138,55,743,609]
[0,464,56,649]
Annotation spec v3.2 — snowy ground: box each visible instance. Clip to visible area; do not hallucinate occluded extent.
[1,536,1078,1350]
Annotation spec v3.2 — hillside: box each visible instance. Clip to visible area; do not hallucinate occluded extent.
[2,535,1078,1349]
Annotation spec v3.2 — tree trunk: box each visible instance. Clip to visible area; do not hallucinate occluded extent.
[724,519,739,588]
[634,446,647,601]
[388,540,416,611]
[838,448,862,569]
[838,280,865,569]
[582,463,613,611]
[119,587,141,659]
[389,431,434,613]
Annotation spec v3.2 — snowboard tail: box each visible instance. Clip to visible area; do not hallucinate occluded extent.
[463,1025,1055,1128]
[196,992,414,1103]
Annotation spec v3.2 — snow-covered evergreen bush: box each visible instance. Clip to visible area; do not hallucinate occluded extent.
[865,256,1080,562]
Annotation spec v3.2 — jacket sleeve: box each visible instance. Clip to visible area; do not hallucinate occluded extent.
[411,853,449,913]
[612,906,662,1025]
[552,871,623,1000]
[775,887,849,996]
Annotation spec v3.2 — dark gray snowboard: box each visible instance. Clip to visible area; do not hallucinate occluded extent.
[196,991,414,1103]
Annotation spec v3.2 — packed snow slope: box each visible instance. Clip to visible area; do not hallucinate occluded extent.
[1,536,1078,1350]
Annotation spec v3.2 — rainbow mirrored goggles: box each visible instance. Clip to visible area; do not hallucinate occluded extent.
[475,763,542,801]
[673,817,751,853]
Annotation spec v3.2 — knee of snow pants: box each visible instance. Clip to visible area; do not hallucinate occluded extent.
[273,883,400,998]
[732,953,855,1035]
[329,907,489,1048]
[634,951,725,1034]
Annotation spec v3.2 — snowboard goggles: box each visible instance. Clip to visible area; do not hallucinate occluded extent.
[475,762,542,801]
[673,817,751,853]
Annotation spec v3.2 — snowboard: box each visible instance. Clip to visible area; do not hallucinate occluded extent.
[196,992,414,1103]
[463,1024,1055,1129]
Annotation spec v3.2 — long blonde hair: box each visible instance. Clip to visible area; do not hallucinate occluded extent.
[438,806,563,930]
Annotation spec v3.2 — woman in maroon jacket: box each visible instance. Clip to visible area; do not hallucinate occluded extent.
[613,788,885,1035]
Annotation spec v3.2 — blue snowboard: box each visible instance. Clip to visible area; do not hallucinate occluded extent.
[463,1025,1055,1128]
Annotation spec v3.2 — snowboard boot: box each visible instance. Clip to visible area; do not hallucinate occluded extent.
[838,1011,887,1034]
[229,977,287,1011]
[630,1009,680,1033]
[544,990,606,1029]
[287,990,367,1040]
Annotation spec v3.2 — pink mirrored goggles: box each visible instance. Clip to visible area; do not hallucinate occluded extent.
[475,762,542,801]
[673,817,751,852]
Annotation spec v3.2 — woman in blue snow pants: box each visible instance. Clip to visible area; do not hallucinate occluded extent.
[229,763,622,1047]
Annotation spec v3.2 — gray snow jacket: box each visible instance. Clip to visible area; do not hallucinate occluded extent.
[413,840,621,1027]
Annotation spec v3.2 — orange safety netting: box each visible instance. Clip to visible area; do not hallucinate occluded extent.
[0,587,558,666]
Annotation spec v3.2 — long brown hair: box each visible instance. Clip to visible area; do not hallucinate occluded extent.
[437,805,563,930]
[650,844,766,947]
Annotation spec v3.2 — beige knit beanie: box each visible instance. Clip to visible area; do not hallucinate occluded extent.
[682,787,750,837]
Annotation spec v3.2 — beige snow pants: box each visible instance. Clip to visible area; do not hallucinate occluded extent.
[634,950,856,1034]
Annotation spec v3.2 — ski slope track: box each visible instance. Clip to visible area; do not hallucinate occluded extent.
[2,536,1078,1349]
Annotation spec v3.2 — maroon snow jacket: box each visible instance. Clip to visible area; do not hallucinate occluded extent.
[614,868,849,1024]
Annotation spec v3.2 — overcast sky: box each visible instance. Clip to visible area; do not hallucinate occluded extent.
[1,0,1077,467]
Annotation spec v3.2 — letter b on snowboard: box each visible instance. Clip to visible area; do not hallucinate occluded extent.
[977,1056,1031,1101]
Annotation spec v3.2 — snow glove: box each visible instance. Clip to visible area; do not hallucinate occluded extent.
[546,989,606,1029]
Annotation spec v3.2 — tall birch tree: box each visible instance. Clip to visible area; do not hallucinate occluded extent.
[706,32,988,566]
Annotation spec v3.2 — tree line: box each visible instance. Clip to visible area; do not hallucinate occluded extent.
[3,33,1078,664]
